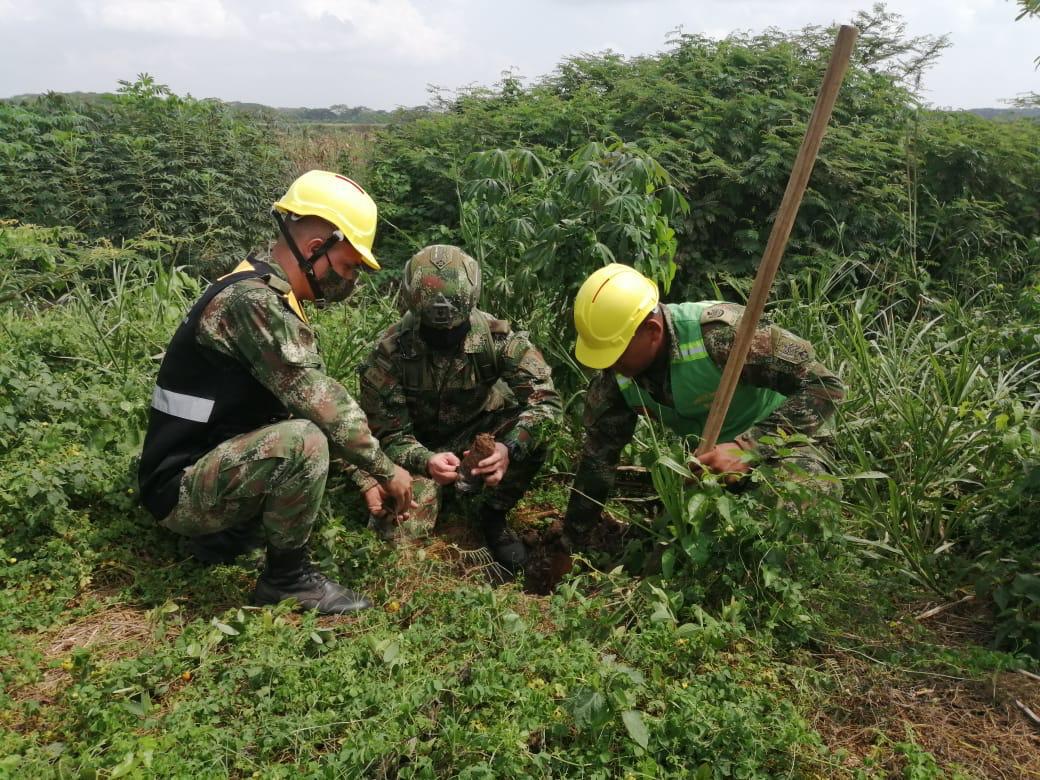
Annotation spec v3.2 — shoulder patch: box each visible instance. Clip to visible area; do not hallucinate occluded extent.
[265,275,292,296]
[376,325,402,357]
[772,329,813,364]
[488,318,511,335]
[502,331,531,360]
[701,303,743,327]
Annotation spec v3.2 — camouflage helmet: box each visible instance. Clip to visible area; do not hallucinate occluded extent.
[401,245,482,329]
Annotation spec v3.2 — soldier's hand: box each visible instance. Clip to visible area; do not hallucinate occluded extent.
[363,484,388,517]
[383,465,414,516]
[468,442,510,487]
[693,441,750,485]
[427,451,461,486]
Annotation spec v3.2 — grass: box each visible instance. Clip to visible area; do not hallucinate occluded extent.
[1,226,1039,777]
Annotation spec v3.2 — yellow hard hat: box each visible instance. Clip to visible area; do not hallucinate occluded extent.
[573,264,660,369]
[273,170,380,270]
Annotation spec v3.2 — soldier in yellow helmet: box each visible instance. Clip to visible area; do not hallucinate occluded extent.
[138,170,413,615]
[565,264,845,544]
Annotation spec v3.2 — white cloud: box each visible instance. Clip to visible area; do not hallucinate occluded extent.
[300,0,459,61]
[77,0,247,38]
[0,0,47,22]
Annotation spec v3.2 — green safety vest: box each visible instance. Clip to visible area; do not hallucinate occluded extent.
[616,301,787,443]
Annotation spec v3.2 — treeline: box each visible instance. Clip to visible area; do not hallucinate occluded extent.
[0,76,289,270]
[367,9,1040,305]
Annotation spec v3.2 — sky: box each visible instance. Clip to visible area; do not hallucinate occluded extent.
[0,0,1036,110]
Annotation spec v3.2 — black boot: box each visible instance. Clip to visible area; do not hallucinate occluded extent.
[480,508,528,573]
[253,546,372,614]
[183,518,264,566]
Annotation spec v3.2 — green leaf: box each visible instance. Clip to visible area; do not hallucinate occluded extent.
[621,709,649,748]
[121,699,145,718]
[210,619,239,636]
[716,494,733,523]
[661,546,676,579]
[109,752,137,779]
[569,688,608,729]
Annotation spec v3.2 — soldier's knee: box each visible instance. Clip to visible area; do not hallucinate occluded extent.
[299,420,329,463]
[279,420,329,464]
[411,476,441,512]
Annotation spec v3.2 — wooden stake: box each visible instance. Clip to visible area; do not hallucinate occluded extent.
[696,24,859,456]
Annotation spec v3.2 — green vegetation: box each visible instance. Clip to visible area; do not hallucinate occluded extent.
[2,10,1039,777]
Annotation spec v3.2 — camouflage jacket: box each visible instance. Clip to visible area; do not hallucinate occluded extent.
[566,302,845,522]
[195,255,397,484]
[351,309,561,489]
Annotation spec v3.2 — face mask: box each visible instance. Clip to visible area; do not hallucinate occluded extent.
[319,268,358,303]
[420,320,471,351]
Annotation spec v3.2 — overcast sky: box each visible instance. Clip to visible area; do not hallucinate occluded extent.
[1,0,1036,110]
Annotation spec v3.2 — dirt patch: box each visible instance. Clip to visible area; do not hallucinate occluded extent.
[11,600,158,705]
[519,518,573,596]
[416,502,635,595]
[811,597,1040,778]
[515,508,635,596]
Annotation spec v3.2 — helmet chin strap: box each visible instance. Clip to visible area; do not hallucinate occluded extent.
[272,210,343,309]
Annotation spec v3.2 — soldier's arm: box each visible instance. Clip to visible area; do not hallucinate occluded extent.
[497,331,563,460]
[357,338,436,476]
[197,283,397,483]
[701,305,846,452]
[563,371,637,531]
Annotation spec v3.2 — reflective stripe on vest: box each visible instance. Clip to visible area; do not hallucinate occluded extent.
[150,386,215,423]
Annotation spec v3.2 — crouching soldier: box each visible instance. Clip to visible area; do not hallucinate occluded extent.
[351,245,562,572]
[138,170,412,614]
[563,264,845,545]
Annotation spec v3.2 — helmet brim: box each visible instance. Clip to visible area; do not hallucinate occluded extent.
[352,241,380,271]
[575,333,628,370]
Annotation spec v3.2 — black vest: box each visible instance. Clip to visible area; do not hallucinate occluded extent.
[138,260,293,520]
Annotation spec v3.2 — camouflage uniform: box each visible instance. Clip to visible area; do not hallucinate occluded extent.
[352,309,562,540]
[565,302,845,530]
[159,252,397,547]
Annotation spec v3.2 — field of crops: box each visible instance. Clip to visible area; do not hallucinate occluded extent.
[1,11,1039,778]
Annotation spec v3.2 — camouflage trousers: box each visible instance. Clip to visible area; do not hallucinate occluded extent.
[725,441,843,510]
[161,419,329,550]
[370,408,546,543]
[760,442,841,497]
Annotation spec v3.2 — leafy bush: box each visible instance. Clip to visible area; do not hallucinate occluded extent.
[368,8,1040,299]
[0,76,291,273]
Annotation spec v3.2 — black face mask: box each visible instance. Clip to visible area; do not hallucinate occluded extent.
[420,320,471,351]
[319,268,357,303]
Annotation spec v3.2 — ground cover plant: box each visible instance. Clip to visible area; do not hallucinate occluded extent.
[2,10,1040,777]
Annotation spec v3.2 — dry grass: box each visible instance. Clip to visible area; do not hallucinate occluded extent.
[812,599,1040,778]
[10,599,157,706]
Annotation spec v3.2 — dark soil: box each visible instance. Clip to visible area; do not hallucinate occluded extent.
[514,509,635,596]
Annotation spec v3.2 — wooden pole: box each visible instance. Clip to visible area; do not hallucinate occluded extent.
[695,24,859,457]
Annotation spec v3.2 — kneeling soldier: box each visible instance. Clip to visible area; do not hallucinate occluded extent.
[352,245,562,572]
[138,171,412,614]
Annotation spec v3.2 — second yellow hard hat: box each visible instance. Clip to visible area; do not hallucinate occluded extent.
[573,264,660,369]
